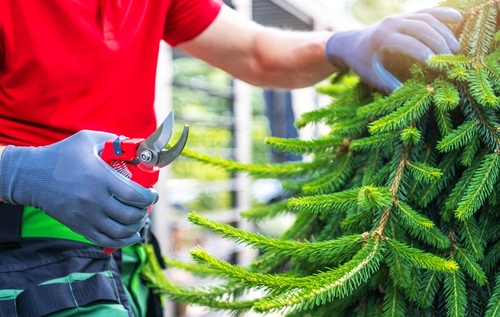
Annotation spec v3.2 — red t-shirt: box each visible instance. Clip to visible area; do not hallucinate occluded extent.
[0,0,222,146]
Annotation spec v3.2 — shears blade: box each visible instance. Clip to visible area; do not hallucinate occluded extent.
[136,111,189,168]
[157,124,189,168]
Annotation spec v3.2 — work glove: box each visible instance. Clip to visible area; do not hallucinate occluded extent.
[325,7,462,94]
[0,130,159,249]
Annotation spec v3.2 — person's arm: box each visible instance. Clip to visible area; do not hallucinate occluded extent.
[179,6,462,94]
[178,6,337,90]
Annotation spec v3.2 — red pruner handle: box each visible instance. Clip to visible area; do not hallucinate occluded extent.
[100,137,161,187]
[101,137,161,254]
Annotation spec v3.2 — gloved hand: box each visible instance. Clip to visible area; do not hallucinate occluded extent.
[0,130,159,249]
[325,7,462,94]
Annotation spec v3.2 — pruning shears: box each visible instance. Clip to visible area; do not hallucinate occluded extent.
[100,111,188,254]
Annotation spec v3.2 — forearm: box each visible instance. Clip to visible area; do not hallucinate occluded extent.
[240,29,338,89]
[179,6,338,90]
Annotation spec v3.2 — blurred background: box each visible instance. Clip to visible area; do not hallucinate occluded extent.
[151,1,440,316]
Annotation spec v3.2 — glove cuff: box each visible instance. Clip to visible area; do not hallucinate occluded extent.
[325,32,349,70]
[0,145,50,206]
[0,145,17,203]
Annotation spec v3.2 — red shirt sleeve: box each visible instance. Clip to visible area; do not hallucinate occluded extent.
[164,0,223,47]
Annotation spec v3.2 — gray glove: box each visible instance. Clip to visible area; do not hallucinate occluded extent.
[0,130,159,248]
[325,7,462,94]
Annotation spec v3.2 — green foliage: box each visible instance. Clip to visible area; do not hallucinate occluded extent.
[141,1,500,316]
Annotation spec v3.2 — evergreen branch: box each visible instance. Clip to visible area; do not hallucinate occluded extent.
[482,238,500,276]
[478,3,498,57]
[382,282,406,317]
[485,271,500,317]
[240,200,290,221]
[376,145,409,236]
[357,82,425,119]
[340,210,374,231]
[316,74,360,97]
[406,266,422,304]
[460,133,481,166]
[459,217,485,261]
[417,271,443,308]
[349,132,400,151]
[467,66,500,108]
[389,145,409,196]
[188,211,313,256]
[140,245,256,313]
[250,210,318,273]
[436,121,480,153]
[330,117,369,137]
[386,245,412,289]
[434,107,454,137]
[264,136,345,155]
[466,280,486,316]
[322,105,357,122]
[427,54,475,71]
[188,211,364,267]
[181,148,314,178]
[362,146,382,185]
[457,7,478,58]
[453,245,487,285]
[433,79,461,111]
[406,161,442,183]
[444,268,467,317]
[484,219,500,244]
[248,250,289,275]
[386,239,458,273]
[394,201,435,230]
[287,188,359,214]
[190,246,304,289]
[370,163,392,187]
[294,235,364,268]
[456,153,500,219]
[303,152,353,195]
[483,51,500,84]
[409,62,429,79]
[315,212,345,241]
[444,151,486,214]
[281,210,317,241]
[253,237,383,312]
[394,201,450,249]
[295,106,337,129]
[417,150,460,208]
[460,78,500,151]
[369,86,433,134]
[459,2,498,59]
[357,185,393,212]
[163,256,220,277]
[447,65,469,81]
[401,126,422,146]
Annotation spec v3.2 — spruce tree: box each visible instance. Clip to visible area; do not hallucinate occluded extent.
[142,0,500,316]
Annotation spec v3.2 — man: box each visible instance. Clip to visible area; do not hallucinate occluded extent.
[0,0,461,316]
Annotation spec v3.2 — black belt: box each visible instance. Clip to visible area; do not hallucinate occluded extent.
[0,203,23,249]
[0,203,166,270]
[0,272,121,317]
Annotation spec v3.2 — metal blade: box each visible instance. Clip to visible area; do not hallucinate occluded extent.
[137,112,174,168]
[156,124,189,168]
